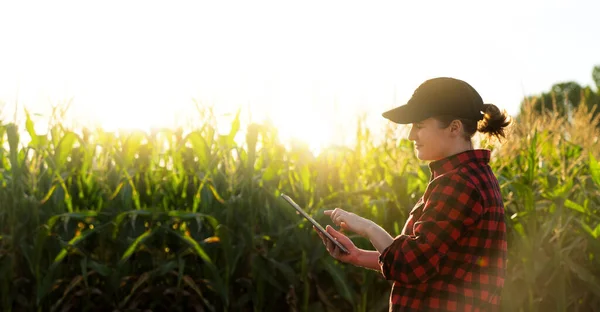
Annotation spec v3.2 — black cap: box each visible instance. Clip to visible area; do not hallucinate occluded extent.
[382,77,485,124]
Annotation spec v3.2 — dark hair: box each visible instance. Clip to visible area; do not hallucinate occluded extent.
[434,104,512,141]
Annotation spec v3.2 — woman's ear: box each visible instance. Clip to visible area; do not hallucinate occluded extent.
[449,120,462,136]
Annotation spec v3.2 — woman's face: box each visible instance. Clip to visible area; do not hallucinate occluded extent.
[408,117,455,161]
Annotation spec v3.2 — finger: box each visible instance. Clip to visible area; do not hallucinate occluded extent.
[331,245,340,259]
[326,225,352,246]
[340,221,349,231]
[328,210,338,222]
[323,210,333,216]
[327,208,342,221]
[325,241,338,254]
[319,233,328,245]
[313,225,321,236]
[335,210,347,222]
[325,240,335,255]
[314,227,328,245]
[327,224,342,236]
[335,215,345,226]
[332,211,344,225]
[317,228,333,250]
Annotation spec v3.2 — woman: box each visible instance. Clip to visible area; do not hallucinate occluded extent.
[316,77,510,311]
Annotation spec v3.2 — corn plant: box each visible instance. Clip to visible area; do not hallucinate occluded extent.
[0,99,598,311]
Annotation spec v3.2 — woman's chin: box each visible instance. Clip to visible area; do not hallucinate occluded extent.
[415,150,435,161]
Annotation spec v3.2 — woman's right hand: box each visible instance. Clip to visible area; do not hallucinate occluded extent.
[314,225,360,265]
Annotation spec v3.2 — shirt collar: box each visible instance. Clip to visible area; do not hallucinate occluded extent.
[428,149,491,179]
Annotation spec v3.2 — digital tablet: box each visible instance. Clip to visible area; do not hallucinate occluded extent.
[280,193,350,254]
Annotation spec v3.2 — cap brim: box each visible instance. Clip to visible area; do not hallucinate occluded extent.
[381,104,424,124]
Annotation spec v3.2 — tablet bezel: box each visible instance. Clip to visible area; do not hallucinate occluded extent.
[280,193,350,254]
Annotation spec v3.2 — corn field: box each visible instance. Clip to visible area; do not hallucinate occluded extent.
[0,100,599,312]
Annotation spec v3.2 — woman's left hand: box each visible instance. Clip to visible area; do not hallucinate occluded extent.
[324,208,373,237]
[314,225,359,264]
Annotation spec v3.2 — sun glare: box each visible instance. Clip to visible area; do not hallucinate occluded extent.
[2,0,596,151]
[266,107,335,155]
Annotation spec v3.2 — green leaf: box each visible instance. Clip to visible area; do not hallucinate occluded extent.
[183,275,215,312]
[512,182,535,212]
[119,229,156,264]
[185,131,211,169]
[120,272,151,308]
[590,152,600,188]
[593,224,600,239]
[192,177,209,213]
[155,260,178,277]
[564,199,586,214]
[46,211,99,231]
[417,165,429,182]
[25,109,39,147]
[227,109,241,145]
[122,130,147,166]
[321,260,355,305]
[300,164,311,192]
[170,229,227,304]
[53,228,97,265]
[177,233,214,266]
[166,211,219,229]
[54,131,80,168]
[252,254,285,292]
[563,257,600,297]
[113,210,153,239]
[40,184,58,204]
[51,275,84,312]
[268,258,298,285]
[87,259,111,277]
[263,160,283,181]
[208,184,225,204]
[6,123,19,154]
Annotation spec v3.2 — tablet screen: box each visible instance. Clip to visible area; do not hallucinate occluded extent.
[280,193,349,254]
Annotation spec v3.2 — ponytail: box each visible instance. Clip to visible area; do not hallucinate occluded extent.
[477,104,512,140]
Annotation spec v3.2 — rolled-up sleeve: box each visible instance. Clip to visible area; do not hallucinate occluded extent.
[378,174,483,284]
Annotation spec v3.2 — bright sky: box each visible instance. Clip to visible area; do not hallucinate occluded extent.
[0,0,599,150]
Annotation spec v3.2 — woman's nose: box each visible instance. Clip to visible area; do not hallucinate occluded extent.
[408,126,416,141]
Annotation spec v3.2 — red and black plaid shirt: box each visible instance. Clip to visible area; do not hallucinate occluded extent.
[379,149,507,311]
